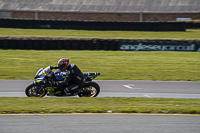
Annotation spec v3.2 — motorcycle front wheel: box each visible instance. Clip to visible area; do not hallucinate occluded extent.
[78,82,100,97]
[25,84,47,97]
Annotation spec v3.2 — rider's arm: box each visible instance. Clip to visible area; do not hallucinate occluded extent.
[50,66,59,70]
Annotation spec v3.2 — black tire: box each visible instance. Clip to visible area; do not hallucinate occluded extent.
[78,82,100,97]
[25,84,47,97]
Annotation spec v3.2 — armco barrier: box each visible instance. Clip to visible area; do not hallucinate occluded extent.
[0,18,186,31]
[0,38,200,51]
[186,22,200,29]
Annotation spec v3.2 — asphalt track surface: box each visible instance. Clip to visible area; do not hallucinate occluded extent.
[0,80,200,98]
[0,114,200,133]
[1,80,200,133]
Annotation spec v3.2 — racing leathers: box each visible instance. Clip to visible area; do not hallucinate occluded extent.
[50,64,85,94]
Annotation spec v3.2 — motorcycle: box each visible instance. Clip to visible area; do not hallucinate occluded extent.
[25,66,100,97]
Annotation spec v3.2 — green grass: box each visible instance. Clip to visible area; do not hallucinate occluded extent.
[0,29,200,114]
[0,50,200,81]
[0,28,200,39]
[0,97,199,114]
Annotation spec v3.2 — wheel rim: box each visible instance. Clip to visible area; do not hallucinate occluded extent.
[28,86,45,97]
[84,86,97,97]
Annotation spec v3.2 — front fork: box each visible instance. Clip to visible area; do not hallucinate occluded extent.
[33,81,47,93]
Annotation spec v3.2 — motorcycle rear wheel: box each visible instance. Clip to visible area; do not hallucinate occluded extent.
[78,82,100,97]
[25,84,47,97]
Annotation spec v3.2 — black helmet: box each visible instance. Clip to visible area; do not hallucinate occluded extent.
[58,58,70,71]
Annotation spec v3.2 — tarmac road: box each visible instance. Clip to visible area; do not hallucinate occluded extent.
[0,114,200,133]
[0,80,200,133]
[0,80,200,98]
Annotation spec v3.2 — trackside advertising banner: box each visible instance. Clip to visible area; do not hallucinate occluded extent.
[0,38,200,51]
[120,41,200,51]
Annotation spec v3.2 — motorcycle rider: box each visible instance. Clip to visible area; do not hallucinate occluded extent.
[50,58,85,95]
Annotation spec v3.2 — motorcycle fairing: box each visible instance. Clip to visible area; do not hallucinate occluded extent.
[45,87,62,95]
[84,72,100,81]
[33,77,44,84]
[34,68,43,79]
[35,66,52,79]
[54,70,100,81]
[54,70,65,81]
[33,68,100,96]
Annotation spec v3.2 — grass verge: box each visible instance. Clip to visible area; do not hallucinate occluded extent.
[0,50,200,81]
[0,97,200,114]
[0,28,200,40]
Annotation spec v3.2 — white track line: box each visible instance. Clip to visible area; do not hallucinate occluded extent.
[123,84,142,89]
[123,85,133,89]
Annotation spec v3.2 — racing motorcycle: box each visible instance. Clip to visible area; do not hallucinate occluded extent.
[25,66,100,97]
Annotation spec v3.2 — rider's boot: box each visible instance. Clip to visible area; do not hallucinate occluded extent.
[47,92,54,96]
